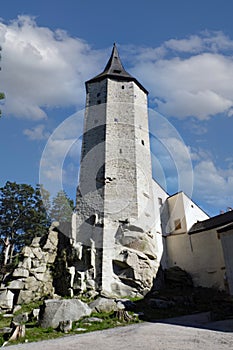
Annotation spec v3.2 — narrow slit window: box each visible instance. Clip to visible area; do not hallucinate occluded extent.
[174,219,181,230]
[141,140,145,146]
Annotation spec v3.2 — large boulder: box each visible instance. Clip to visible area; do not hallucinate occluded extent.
[89,297,118,313]
[113,247,158,295]
[39,299,91,329]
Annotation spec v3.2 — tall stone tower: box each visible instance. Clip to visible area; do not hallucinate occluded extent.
[73,44,160,297]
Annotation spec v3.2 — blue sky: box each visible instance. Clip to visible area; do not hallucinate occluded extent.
[1,0,233,216]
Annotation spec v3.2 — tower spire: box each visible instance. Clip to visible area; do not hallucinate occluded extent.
[86,44,148,94]
[100,43,131,77]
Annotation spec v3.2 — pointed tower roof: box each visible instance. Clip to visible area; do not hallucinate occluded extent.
[86,44,148,94]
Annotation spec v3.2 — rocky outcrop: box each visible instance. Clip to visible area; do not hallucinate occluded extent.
[0,218,161,311]
[72,219,160,298]
[112,222,159,296]
[0,222,60,310]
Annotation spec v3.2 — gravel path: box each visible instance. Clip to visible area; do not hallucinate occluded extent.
[5,320,233,350]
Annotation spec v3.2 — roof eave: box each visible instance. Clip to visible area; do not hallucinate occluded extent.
[85,75,148,95]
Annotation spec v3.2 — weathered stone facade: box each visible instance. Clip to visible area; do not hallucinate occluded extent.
[72,44,160,297]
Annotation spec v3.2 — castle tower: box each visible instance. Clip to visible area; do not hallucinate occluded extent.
[73,44,160,297]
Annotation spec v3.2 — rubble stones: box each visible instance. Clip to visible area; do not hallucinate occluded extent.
[82,317,103,323]
[12,268,29,279]
[21,246,34,258]
[32,247,44,260]
[13,312,29,324]
[24,276,41,292]
[59,320,73,333]
[0,290,14,310]
[89,297,119,313]
[13,305,21,314]
[0,224,60,309]
[30,237,41,248]
[7,280,24,290]
[29,308,40,321]
[18,257,32,270]
[17,290,34,305]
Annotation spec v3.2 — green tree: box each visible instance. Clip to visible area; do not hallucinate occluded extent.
[50,190,74,224]
[0,181,51,264]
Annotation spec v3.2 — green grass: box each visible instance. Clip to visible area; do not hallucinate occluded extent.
[1,285,231,347]
[13,301,43,315]
[5,327,65,346]
[0,306,140,347]
[74,311,140,333]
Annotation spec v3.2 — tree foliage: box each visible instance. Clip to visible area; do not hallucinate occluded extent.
[50,190,74,224]
[0,182,75,265]
[0,182,51,263]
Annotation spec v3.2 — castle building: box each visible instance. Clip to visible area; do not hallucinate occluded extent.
[72,44,233,297]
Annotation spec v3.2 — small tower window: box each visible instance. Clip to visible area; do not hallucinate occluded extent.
[97,100,101,104]
[174,219,181,230]
[97,93,100,97]
[121,85,125,89]
[119,149,122,154]
[141,140,145,146]
[114,118,118,122]
[158,197,163,206]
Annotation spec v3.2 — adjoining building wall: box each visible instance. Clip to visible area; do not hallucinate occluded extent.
[162,192,209,236]
[152,180,169,263]
[182,193,209,231]
[165,229,226,290]
[219,228,233,294]
[161,192,225,290]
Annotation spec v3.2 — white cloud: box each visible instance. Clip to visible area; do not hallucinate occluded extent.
[193,160,233,209]
[0,16,105,120]
[39,111,83,197]
[163,31,233,53]
[164,35,204,53]
[132,52,233,120]
[125,31,233,120]
[1,21,233,122]
[23,124,50,140]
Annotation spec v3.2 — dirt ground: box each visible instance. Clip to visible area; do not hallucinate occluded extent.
[6,315,233,350]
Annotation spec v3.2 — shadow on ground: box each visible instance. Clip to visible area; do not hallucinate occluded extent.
[123,267,233,333]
